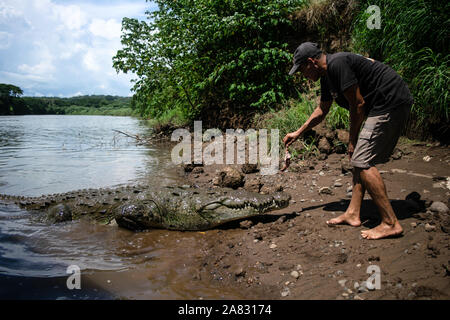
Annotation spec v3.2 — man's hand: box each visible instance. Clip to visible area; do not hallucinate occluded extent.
[283,131,300,147]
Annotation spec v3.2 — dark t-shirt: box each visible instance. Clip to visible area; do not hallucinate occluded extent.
[320,52,413,116]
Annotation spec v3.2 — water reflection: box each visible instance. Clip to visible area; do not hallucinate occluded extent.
[0,115,178,196]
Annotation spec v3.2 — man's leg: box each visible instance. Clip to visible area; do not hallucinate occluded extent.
[326,168,364,226]
[359,166,403,239]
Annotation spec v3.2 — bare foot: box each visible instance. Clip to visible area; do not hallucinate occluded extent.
[361,222,403,240]
[326,212,361,227]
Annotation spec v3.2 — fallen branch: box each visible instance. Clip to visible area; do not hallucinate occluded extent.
[112,129,142,141]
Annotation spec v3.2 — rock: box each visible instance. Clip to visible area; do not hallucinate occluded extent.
[313,122,336,140]
[191,166,204,174]
[336,129,349,145]
[338,279,347,287]
[275,215,287,224]
[441,218,450,234]
[279,264,295,271]
[429,201,449,214]
[183,163,203,172]
[239,220,253,229]
[335,253,348,264]
[423,155,432,162]
[215,166,244,189]
[281,287,290,297]
[243,176,262,193]
[334,181,343,187]
[234,267,246,278]
[424,223,436,232]
[318,137,332,154]
[319,187,333,195]
[260,183,283,194]
[391,148,403,160]
[290,271,300,279]
[241,163,258,174]
[269,243,277,249]
[357,281,369,293]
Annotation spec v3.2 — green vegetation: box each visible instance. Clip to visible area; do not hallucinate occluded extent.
[0,84,133,116]
[113,0,447,143]
[113,0,307,126]
[4,1,448,143]
[352,0,449,141]
[0,84,27,115]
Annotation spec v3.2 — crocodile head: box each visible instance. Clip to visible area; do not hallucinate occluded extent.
[115,187,291,231]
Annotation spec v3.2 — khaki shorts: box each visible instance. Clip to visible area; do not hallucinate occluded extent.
[351,103,411,169]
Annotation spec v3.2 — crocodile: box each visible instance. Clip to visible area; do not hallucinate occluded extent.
[0,185,291,231]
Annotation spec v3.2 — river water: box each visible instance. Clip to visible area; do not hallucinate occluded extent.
[0,115,243,300]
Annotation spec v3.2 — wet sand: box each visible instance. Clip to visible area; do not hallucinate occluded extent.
[180,141,450,299]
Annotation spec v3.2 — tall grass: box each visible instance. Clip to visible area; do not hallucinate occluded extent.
[326,103,349,130]
[352,0,449,141]
[254,98,315,139]
[254,96,349,158]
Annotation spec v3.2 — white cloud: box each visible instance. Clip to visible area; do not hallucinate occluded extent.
[52,4,87,31]
[0,31,13,49]
[89,18,122,40]
[82,49,100,71]
[18,60,55,75]
[0,0,151,97]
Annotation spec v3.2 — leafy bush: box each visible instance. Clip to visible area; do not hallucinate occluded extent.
[113,0,307,125]
[352,0,449,141]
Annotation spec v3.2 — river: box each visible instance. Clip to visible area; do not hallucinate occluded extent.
[0,115,243,299]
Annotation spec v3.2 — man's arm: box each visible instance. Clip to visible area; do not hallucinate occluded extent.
[283,99,332,147]
[342,83,366,159]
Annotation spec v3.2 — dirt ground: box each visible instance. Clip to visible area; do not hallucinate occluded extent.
[179,139,450,300]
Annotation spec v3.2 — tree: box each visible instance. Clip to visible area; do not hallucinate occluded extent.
[0,83,26,115]
[113,0,306,127]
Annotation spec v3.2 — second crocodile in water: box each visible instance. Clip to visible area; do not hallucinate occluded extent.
[0,185,291,231]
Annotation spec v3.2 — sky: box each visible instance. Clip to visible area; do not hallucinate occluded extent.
[0,0,157,97]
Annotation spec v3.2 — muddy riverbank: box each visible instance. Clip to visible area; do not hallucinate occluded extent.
[179,140,449,299]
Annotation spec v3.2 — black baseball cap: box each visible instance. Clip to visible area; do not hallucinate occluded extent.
[288,42,322,75]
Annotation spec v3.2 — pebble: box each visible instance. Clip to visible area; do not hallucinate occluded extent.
[319,187,333,195]
[429,201,449,214]
[334,181,343,187]
[338,279,347,287]
[290,271,300,279]
[281,288,290,297]
[424,223,436,232]
[357,281,369,293]
[269,243,277,249]
[410,222,417,228]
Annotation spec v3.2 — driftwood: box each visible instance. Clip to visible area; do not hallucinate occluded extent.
[112,129,143,142]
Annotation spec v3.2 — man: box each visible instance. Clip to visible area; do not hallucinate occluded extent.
[283,42,413,240]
